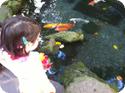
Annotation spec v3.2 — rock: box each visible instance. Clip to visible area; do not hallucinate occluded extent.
[60,62,117,93]
[38,31,84,54]
[65,76,116,93]
[0,6,12,22]
[2,0,22,14]
[45,31,84,43]
[2,0,30,15]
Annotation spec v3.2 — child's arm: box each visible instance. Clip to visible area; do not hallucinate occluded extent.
[40,69,56,93]
[39,52,56,93]
[0,51,56,93]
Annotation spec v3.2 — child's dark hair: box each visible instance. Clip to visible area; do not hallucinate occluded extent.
[0,15,41,57]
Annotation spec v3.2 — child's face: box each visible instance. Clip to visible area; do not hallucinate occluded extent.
[25,33,41,52]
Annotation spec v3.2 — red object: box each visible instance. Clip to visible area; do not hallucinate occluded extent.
[55,23,75,32]
[41,55,52,70]
[88,0,96,6]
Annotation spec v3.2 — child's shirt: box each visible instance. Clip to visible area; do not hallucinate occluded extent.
[0,49,55,93]
[0,68,20,93]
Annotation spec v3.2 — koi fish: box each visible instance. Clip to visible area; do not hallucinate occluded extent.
[88,0,95,6]
[43,23,75,32]
[88,0,105,6]
[69,18,90,23]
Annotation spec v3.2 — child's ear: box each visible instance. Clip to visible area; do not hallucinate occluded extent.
[25,42,33,52]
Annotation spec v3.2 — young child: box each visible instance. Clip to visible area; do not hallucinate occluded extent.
[0,15,56,93]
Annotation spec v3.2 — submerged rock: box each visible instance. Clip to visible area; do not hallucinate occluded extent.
[60,62,116,93]
[45,31,84,43]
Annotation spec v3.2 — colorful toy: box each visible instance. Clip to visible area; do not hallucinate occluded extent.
[39,53,57,75]
[39,53,52,70]
[55,50,66,60]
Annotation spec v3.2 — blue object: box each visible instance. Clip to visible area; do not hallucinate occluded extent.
[106,77,124,92]
[47,68,56,75]
[47,66,64,84]
[56,50,66,60]
[22,36,28,45]
[107,77,115,83]
[117,80,124,92]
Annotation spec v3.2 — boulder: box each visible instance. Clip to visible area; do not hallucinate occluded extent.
[0,6,12,22]
[65,76,116,93]
[60,62,117,93]
[2,0,33,15]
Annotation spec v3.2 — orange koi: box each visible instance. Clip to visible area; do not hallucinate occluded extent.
[43,23,58,29]
[43,23,75,32]
[88,0,95,6]
[88,0,105,6]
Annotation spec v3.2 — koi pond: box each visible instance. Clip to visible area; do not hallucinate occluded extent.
[38,0,125,80]
[1,0,125,92]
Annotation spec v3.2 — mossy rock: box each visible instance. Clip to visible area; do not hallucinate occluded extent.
[0,6,12,22]
[2,0,28,14]
[45,31,84,43]
[65,76,116,93]
[60,62,100,87]
[60,62,117,93]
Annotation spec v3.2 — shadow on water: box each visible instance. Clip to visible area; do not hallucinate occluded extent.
[81,21,100,34]
[73,0,125,25]
[50,41,82,70]
[51,19,125,81]
[62,41,82,65]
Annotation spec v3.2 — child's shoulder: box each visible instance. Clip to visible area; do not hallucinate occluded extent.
[29,51,45,57]
[29,51,40,56]
[29,51,45,61]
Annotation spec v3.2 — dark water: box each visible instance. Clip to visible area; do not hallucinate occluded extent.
[38,0,125,81]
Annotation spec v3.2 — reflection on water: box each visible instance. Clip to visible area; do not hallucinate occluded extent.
[40,0,63,23]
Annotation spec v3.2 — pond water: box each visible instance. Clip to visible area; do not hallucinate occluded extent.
[38,0,125,82]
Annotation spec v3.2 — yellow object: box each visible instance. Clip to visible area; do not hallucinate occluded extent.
[55,41,65,48]
[39,53,45,61]
[55,41,61,45]
[43,23,58,29]
[113,44,118,50]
